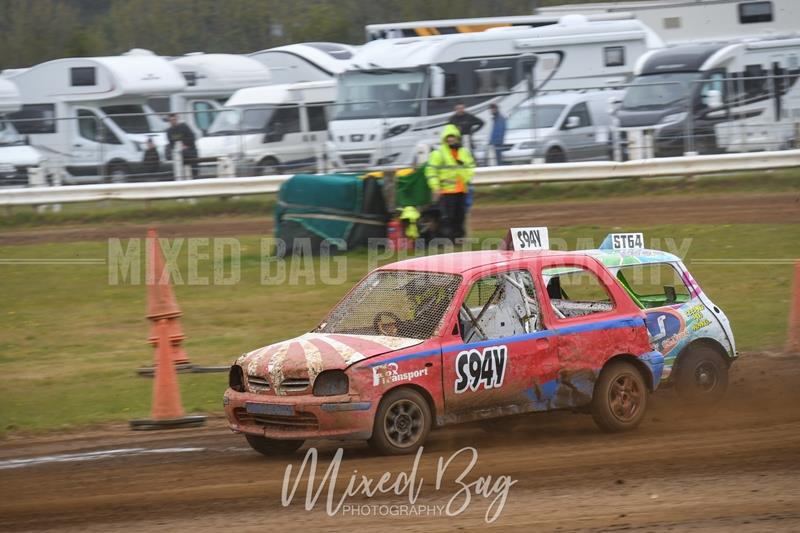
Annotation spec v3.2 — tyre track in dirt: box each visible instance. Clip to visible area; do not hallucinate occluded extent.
[1,191,798,246]
[1,352,799,532]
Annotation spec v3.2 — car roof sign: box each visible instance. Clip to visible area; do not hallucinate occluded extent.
[503,227,550,251]
[600,232,644,251]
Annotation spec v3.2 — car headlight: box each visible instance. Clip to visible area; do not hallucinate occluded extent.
[229,364,245,392]
[313,370,349,396]
[383,124,410,139]
[659,112,687,125]
[517,142,537,151]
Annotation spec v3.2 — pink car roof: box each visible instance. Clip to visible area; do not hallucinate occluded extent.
[378,249,578,275]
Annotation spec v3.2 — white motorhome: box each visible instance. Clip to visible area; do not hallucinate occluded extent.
[615,35,800,157]
[197,80,336,175]
[2,52,185,183]
[540,0,800,45]
[249,42,357,84]
[160,53,272,137]
[330,16,664,170]
[0,78,47,187]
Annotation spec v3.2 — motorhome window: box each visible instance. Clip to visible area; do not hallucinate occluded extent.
[564,102,592,128]
[427,73,459,116]
[192,101,217,132]
[269,106,301,134]
[507,104,565,129]
[334,71,424,119]
[78,109,121,144]
[743,64,767,98]
[622,72,702,109]
[474,68,512,95]
[70,67,96,87]
[147,96,170,115]
[7,104,56,134]
[307,104,329,131]
[604,46,625,67]
[102,105,152,134]
[738,1,773,23]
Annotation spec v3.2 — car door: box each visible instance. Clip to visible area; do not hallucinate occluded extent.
[304,102,331,168]
[73,108,122,177]
[536,256,645,409]
[441,266,560,420]
[264,105,304,170]
[559,102,596,161]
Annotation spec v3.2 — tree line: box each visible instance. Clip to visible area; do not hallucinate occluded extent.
[0,0,607,69]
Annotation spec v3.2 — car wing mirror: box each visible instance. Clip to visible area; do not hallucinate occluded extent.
[564,116,580,129]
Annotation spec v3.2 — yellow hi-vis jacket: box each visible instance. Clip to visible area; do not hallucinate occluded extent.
[425,124,475,194]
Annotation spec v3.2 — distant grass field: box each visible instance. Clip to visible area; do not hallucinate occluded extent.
[2,167,799,229]
[1,223,798,434]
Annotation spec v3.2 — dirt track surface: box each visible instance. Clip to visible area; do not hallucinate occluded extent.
[2,352,799,532]
[2,191,798,245]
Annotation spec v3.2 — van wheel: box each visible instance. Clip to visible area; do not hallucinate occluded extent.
[545,147,566,163]
[674,345,728,404]
[256,157,280,176]
[245,434,304,456]
[591,361,648,432]
[368,388,431,455]
[106,163,128,184]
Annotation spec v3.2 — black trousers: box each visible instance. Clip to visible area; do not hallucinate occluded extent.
[439,192,467,241]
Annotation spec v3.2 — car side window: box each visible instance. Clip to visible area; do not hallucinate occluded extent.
[270,106,301,134]
[563,102,592,129]
[459,269,540,343]
[307,104,329,131]
[542,265,613,318]
[615,263,691,308]
[77,109,120,144]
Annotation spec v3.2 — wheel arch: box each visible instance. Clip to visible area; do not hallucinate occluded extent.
[675,337,732,373]
[602,353,657,392]
[381,383,438,426]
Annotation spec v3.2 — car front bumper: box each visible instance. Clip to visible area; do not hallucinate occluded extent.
[223,389,376,440]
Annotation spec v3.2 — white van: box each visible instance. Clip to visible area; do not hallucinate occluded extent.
[198,80,336,175]
[0,78,47,187]
[2,51,185,183]
[485,90,623,164]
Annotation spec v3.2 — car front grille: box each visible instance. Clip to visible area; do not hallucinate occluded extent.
[233,408,319,431]
[246,375,271,393]
[340,153,371,166]
[279,378,310,394]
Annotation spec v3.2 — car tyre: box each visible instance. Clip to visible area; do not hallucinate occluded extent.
[545,147,566,163]
[591,361,648,432]
[245,434,304,456]
[256,157,280,176]
[368,388,431,455]
[674,345,728,404]
[106,162,128,184]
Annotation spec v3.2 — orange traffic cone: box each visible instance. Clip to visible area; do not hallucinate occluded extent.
[786,262,800,354]
[130,319,206,430]
[144,228,191,370]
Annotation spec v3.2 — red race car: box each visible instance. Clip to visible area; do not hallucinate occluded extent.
[224,236,664,456]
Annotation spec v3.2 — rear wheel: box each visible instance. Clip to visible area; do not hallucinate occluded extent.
[245,434,304,456]
[674,345,728,404]
[591,361,648,432]
[368,388,431,455]
[545,147,566,163]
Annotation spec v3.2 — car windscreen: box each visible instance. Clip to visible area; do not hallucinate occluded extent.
[507,104,565,129]
[101,105,152,134]
[315,270,462,339]
[622,72,702,110]
[206,107,274,136]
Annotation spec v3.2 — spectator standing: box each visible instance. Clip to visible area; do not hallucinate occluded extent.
[448,102,483,151]
[488,103,506,165]
[425,124,475,241]
[165,113,199,178]
[142,137,161,178]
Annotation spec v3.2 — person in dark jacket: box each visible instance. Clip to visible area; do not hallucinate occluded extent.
[448,103,483,150]
[142,137,161,179]
[488,103,507,165]
[165,113,199,178]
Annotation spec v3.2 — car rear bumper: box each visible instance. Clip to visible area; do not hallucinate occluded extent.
[223,389,375,440]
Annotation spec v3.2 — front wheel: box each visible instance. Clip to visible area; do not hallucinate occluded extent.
[245,434,304,456]
[674,345,729,404]
[545,147,566,163]
[368,388,431,455]
[591,361,648,432]
[256,157,280,176]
